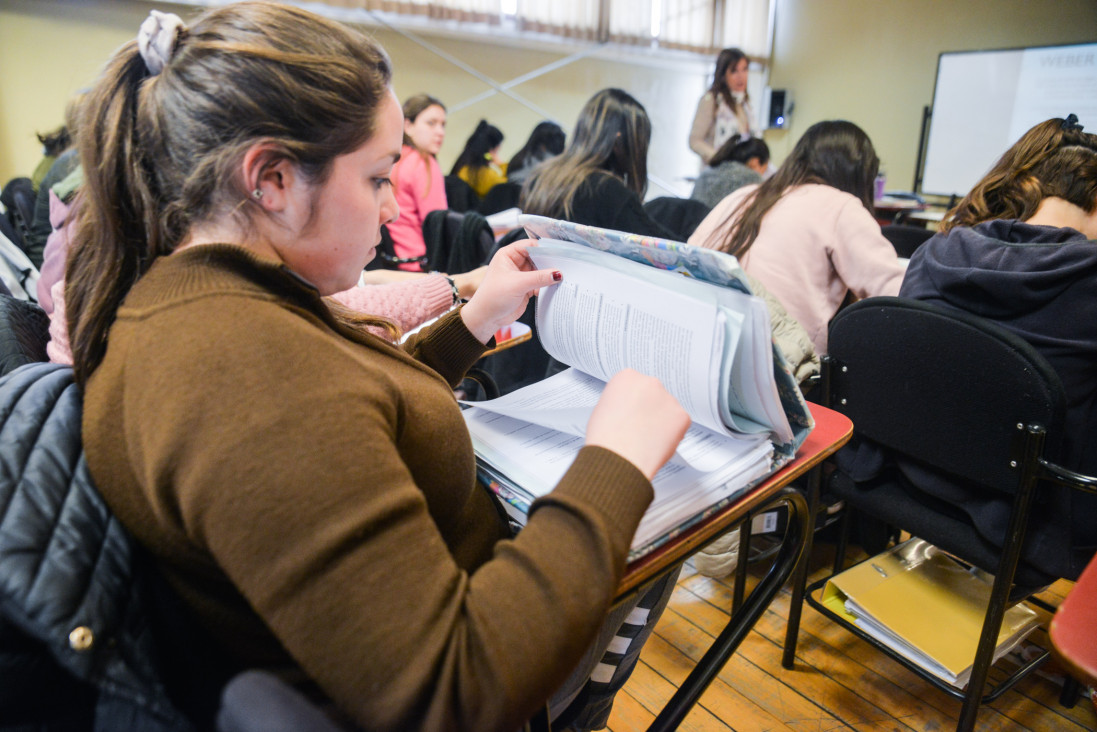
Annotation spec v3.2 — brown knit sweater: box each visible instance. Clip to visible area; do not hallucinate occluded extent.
[82,245,653,732]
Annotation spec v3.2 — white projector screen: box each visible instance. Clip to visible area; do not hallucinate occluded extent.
[921,42,1097,198]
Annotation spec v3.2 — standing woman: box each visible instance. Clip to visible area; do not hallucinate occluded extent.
[521,88,676,239]
[65,3,689,730]
[688,120,905,354]
[388,93,447,270]
[689,47,757,166]
[451,119,507,197]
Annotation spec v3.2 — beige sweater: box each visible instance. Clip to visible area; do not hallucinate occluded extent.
[83,244,653,732]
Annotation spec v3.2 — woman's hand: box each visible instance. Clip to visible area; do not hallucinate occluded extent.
[585,370,690,481]
[460,241,559,344]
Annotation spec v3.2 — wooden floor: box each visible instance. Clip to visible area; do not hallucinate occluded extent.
[606,543,1097,731]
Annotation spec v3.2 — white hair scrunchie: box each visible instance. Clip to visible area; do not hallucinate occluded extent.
[137,10,186,75]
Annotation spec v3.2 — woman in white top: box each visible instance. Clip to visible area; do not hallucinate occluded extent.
[689,47,757,166]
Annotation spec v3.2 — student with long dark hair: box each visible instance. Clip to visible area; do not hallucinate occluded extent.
[451,119,506,197]
[521,88,675,238]
[689,120,905,354]
[689,47,757,166]
[507,121,566,185]
[65,3,689,729]
[690,133,770,208]
[388,93,448,270]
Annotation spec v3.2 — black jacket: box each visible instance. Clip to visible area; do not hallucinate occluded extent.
[560,174,678,240]
[840,220,1097,580]
[0,363,206,731]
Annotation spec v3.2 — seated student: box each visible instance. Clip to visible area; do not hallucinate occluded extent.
[506,120,566,185]
[388,93,448,271]
[690,133,769,209]
[65,4,690,731]
[688,120,906,355]
[521,88,677,239]
[451,120,507,198]
[887,115,1097,575]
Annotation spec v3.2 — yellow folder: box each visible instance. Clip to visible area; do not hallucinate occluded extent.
[821,538,1038,687]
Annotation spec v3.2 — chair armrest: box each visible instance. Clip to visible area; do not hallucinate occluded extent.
[1038,458,1097,493]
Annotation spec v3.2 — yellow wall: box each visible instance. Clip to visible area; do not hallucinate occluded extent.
[0,0,709,195]
[766,0,1097,196]
[2,0,1096,199]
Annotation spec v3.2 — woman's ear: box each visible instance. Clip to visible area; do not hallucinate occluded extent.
[241,141,301,212]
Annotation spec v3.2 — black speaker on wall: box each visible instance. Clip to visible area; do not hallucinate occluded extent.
[763,88,792,129]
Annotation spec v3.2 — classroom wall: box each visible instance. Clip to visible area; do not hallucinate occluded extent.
[0,0,709,197]
[765,0,1097,198]
[2,0,1096,202]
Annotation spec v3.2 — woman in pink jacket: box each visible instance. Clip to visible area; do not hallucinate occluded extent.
[387,94,448,271]
[689,120,905,354]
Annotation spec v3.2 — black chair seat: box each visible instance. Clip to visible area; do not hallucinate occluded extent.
[828,469,1055,593]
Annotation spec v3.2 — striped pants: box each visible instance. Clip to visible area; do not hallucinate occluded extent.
[547,564,682,731]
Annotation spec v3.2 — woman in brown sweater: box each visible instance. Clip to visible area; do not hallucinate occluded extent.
[65,3,689,731]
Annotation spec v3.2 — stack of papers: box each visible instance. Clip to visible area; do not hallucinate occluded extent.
[465,372,774,558]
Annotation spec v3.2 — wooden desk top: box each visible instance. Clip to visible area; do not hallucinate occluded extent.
[618,402,852,596]
[1050,553,1097,687]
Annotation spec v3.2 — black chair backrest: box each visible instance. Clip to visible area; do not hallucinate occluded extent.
[422,209,495,275]
[880,224,934,259]
[477,182,522,216]
[642,196,711,241]
[0,295,50,374]
[827,297,1065,493]
[443,175,479,213]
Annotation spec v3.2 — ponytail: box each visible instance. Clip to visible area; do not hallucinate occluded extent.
[67,43,160,385]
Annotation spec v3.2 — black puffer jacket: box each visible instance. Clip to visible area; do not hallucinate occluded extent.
[0,363,196,731]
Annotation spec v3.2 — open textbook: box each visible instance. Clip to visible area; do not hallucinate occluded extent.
[462,215,814,559]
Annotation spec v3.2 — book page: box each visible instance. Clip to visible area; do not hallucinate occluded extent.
[532,242,790,441]
[464,368,765,473]
[529,244,726,435]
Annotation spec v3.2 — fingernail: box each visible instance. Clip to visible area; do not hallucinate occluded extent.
[552,271,562,282]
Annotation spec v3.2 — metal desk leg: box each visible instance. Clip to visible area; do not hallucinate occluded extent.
[733,511,752,612]
[647,488,810,732]
[782,465,820,668]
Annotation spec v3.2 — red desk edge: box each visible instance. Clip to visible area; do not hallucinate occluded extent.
[618,402,853,596]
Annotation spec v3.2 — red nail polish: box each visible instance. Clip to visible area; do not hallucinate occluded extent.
[552,271,563,282]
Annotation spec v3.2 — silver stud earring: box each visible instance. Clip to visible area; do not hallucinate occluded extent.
[252,188,263,200]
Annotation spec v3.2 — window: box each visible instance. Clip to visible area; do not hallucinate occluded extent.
[310,0,772,57]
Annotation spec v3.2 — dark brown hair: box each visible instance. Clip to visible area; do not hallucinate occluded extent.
[709,133,770,168]
[941,117,1097,232]
[67,1,394,384]
[707,120,878,258]
[520,88,650,219]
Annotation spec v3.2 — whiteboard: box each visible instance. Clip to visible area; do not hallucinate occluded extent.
[921,42,1097,198]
